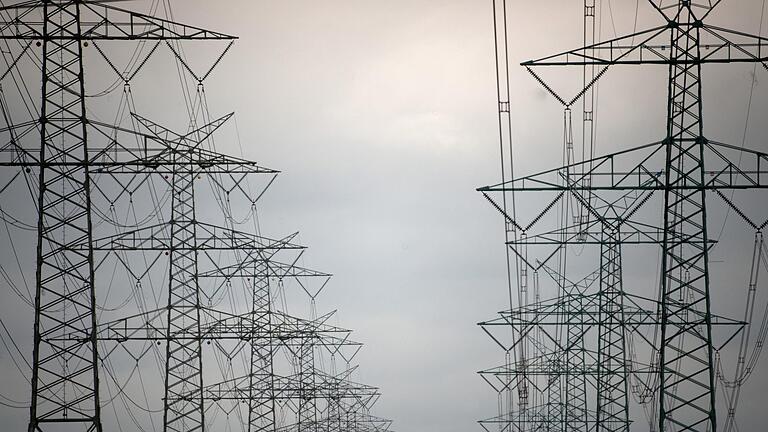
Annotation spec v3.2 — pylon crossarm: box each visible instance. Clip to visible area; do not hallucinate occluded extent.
[522,25,669,67]
[84,222,303,251]
[275,412,393,432]
[701,25,768,70]
[480,406,599,426]
[87,117,279,175]
[309,411,393,430]
[480,139,768,193]
[198,258,330,279]
[479,141,667,192]
[89,156,275,175]
[0,1,236,40]
[201,370,381,402]
[521,24,768,67]
[482,185,658,248]
[479,351,604,377]
[705,140,768,189]
[482,291,741,330]
[203,309,357,343]
[80,307,360,348]
[0,118,280,175]
[506,220,681,246]
[130,111,232,150]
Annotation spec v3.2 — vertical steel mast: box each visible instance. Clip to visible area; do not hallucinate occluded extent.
[657,3,715,430]
[137,116,217,432]
[248,258,277,432]
[595,225,630,432]
[30,2,99,430]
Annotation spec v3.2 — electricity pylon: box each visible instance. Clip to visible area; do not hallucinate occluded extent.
[479,1,768,430]
[0,3,232,430]
[0,2,393,431]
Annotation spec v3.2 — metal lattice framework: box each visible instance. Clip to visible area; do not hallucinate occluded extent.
[480,1,768,431]
[0,1,392,431]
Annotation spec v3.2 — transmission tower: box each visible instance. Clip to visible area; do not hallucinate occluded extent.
[0,2,393,431]
[480,1,768,431]
[0,3,232,430]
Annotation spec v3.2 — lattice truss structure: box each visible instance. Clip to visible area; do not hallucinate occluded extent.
[0,1,392,431]
[479,1,768,431]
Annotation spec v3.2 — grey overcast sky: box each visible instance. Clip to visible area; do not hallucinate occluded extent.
[1,1,768,431]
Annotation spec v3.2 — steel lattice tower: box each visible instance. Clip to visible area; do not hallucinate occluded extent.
[480,0,768,431]
[0,3,232,430]
[0,2,393,431]
[249,257,277,431]
[657,6,715,429]
[596,225,630,432]
[33,3,101,431]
